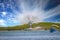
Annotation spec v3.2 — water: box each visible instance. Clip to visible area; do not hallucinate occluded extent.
[0,30,60,40]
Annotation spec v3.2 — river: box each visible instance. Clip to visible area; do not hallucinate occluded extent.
[0,30,60,40]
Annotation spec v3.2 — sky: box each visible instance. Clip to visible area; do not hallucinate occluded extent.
[0,0,60,27]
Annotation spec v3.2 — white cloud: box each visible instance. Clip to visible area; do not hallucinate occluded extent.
[15,9,47,24]
[8,18,19,23]
[12,0,60,25]
[0,0,59,26]
[2,12,7,16]
[0,20,6,26]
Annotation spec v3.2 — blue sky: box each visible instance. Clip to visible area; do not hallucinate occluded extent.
[0,0,60,26]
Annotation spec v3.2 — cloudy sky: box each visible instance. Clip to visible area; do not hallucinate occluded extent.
[0,0,60,26]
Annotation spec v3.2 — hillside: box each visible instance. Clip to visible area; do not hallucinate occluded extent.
[0,22,60,31]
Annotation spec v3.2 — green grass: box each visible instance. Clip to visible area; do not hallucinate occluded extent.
[0,22,60,31]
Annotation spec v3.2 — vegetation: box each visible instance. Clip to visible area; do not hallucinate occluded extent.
[0,22,60,31]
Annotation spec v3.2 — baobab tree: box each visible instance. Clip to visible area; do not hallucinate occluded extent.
[25,15,39,28]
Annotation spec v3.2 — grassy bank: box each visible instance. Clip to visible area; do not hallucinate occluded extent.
[0,22,60,31]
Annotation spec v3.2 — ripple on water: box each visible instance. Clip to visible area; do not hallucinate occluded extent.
[0,30,60,40]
